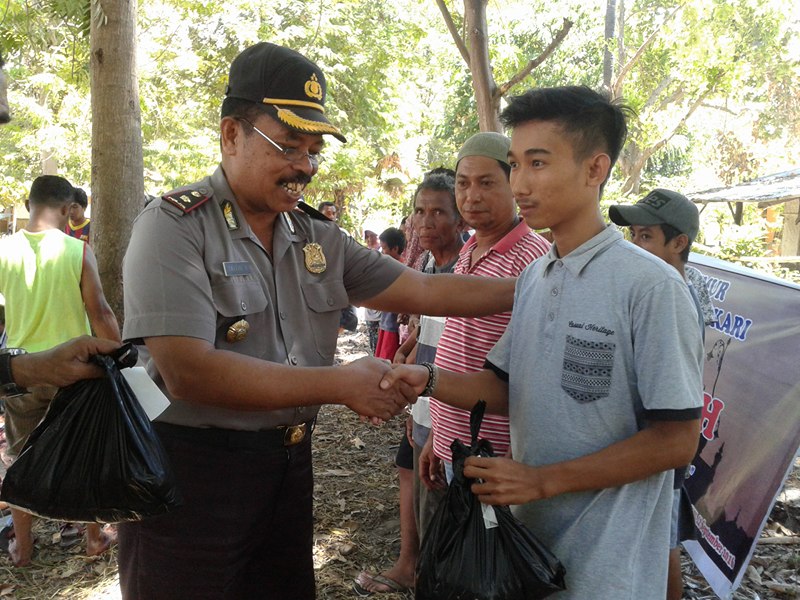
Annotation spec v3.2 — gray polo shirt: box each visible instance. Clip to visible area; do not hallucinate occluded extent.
[486,225,702,599]
[123,166,405,430]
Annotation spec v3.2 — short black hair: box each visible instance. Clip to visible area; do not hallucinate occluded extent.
[220,98,268,132]
[501,86,631,190]
[413,167,457,215]
[317,201,335,211]
[29,175,74,207]
[379,226,406,254]
[660,223,691,263]
[72,186,88,209]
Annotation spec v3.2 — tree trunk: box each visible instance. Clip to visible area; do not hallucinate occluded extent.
[90,0,144,325]
[603,0,616,90]
[464,0,502,132]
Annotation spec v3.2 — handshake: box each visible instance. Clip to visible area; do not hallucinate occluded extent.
[341,357,432,422]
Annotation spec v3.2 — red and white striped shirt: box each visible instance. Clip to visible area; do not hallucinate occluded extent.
[430,221,550,460]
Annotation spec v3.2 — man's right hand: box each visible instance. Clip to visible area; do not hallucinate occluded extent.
[341,357,416,421]
[15,336,122,388]
[379,363,428,396]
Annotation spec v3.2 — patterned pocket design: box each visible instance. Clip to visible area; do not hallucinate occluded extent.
[561,334,615,403]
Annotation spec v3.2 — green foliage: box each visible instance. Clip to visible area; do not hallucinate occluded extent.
[1,0,798,241]
[613,0,798,194]
[0,0,93,205]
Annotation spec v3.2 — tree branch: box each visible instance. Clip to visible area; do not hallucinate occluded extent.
[498,18,573,98]
[621,80,719,194]
[435,0,470,67]
[612,2,684,98]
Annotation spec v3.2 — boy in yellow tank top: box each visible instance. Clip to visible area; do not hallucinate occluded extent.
[0,175,120,567]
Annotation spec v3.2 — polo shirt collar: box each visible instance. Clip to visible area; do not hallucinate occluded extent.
[541,224,623,276]
[459,218,531,258]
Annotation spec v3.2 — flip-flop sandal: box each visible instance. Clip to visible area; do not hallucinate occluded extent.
[353,580,372,597]
[369,574,408,592]
[59,535,82,549]
[59,523,84,539]
[353,572,409,596]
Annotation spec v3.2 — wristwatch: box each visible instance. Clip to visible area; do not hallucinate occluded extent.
[0,348,28,398]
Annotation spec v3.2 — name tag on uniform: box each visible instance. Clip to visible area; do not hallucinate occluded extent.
[223,261,253,277]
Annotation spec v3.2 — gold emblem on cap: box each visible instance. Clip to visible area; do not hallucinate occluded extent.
[222,200,239,231]
[226,319,249,343]
[304,74,323,101]
[303,242,326,274]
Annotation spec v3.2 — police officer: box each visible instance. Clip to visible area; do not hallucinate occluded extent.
[119,42,514,599]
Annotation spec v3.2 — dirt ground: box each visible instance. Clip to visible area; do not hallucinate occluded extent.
[0,326,797,599]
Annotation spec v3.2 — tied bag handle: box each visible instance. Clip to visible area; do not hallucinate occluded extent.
[469,400,487,449]
[92,342,138,371]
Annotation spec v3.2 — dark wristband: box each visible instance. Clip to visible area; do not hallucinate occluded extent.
[0,349,28,397]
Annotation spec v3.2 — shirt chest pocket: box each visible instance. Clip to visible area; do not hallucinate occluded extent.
[301,280,349,362]
[561,334,615,404]
[301,279,349,314]
[211,280,269,317]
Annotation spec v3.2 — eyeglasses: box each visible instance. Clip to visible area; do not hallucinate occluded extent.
[238,118,323,166]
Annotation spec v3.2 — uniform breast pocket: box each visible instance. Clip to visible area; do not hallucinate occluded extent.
[561,334,615,404]
[301,279,349,314]
[211,280,269,317]
[301,280,350,361]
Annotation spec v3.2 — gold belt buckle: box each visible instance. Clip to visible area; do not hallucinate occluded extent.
[283,423,307,446]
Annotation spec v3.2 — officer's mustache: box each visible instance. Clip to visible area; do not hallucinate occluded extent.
[279,173,312,187]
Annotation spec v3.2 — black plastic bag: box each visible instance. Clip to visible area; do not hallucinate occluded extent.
[0,344,181,522]
[416,401,566,600]
[340,305,359,332]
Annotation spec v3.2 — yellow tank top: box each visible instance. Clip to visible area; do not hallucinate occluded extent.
[0,229,91,352]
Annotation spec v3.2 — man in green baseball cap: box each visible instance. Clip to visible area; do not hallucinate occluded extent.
[609,188,699,273]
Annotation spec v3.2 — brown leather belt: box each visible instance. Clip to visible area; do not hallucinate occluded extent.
[155,420,314,451]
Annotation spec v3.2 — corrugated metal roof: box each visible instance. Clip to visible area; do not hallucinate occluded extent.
[688,168,800,206]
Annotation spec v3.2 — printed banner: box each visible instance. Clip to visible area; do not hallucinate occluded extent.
[683,253,800,599]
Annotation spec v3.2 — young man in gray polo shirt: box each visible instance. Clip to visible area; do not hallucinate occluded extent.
[384,86,703,599]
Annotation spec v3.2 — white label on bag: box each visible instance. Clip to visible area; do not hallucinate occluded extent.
[481,502,499,529]
[121,367,170,421]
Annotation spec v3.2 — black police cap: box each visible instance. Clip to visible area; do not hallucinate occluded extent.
[225,42,346,143]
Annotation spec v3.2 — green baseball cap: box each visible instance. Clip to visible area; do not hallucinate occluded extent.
[609,189,699,243]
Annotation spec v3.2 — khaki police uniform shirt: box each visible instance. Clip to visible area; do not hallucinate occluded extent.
[123,166,405,431]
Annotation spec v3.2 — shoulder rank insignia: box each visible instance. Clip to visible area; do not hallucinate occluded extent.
[221,200,239,231]
[162,189,211,214]
[303,243,326,274]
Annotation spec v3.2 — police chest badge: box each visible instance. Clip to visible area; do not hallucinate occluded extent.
[303,243,326,274]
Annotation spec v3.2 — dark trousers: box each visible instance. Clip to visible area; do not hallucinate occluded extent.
[118,423,315,600]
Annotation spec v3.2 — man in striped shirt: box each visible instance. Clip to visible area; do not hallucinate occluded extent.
[424,132,551,485]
